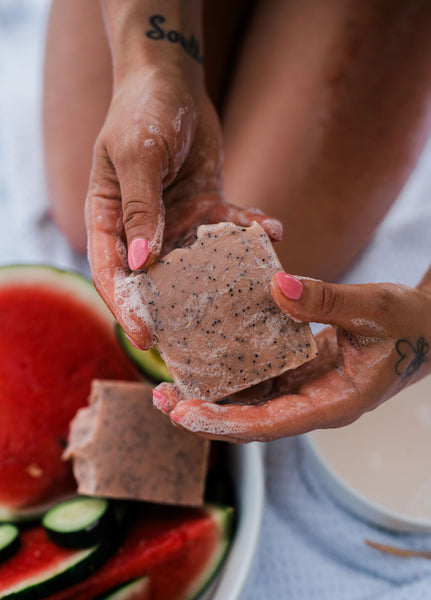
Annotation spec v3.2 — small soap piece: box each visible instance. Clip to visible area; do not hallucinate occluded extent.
[64,380,209,507]
[142,222,317,402]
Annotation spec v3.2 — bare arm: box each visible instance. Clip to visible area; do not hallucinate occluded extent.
[86,0,282,348]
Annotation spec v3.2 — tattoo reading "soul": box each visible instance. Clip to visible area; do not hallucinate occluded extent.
[395,336,429,381]
[145,15,203,64]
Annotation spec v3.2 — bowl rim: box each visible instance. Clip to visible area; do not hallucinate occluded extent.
[207,442,265,600]
[303,432,431,534]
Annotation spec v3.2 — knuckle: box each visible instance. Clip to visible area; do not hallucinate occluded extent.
[317,283,343,317]
[372,286,395,320]
[114,131,167,171]
[122,199,154,228]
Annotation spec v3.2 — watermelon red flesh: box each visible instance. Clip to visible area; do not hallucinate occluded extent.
[47,506,227,600]
[0,281,138,511]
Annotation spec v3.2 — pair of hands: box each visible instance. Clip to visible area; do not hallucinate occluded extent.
[85,65,431,443]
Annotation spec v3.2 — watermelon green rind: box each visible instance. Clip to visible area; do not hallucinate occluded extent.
[96,576,150,600]
[115,324,173,383]
[0,542,112,600]
[184,504,234,600]
[43,503,235,600]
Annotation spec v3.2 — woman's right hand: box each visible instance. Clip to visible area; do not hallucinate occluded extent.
[85,63,282,349]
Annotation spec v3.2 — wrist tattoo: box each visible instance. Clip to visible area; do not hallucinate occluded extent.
[395,336,429,381]
[146,15,203,64]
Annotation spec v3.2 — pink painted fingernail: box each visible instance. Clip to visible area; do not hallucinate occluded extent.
[275,272,303,300]
[125,333,141,350]
[128,238,149,271]
[153,389,171,413]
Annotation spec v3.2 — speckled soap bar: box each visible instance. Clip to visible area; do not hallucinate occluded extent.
[64,380,209,506]
[142,222,317,402]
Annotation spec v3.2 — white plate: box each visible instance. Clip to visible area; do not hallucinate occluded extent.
[303,375,431,533]
[202,443,265,600]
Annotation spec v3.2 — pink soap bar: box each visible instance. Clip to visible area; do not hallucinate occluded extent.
[64,380,209,507]
[143,222,317,402]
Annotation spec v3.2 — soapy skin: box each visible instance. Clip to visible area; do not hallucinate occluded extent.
[155,274,431,442]
[85,64,283,349]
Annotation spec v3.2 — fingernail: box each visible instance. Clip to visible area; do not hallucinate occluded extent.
[128,238,149,271]
[275,272,303,300]
[153,389,171,414]
[125,333,141,350]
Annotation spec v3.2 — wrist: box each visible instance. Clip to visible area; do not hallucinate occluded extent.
[102,1,204,88]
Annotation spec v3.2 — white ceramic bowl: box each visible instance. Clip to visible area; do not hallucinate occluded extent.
[303,375,431,533]
[202,443,265,600]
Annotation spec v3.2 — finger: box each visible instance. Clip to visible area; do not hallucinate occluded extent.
[211,204,284,242]
[85,153,154,349]
[152,382,183,415]
[169,366,361,441]
[271,273,398,338]
[114,149,166,271]
[152,384,243,442]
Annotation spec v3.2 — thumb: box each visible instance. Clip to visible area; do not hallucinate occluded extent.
[116,154,165,271]
[271,273,393,338]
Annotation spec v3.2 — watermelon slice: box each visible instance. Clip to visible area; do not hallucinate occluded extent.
[0,265,139,520]
[47,504,233,600]
[0,524,113,599]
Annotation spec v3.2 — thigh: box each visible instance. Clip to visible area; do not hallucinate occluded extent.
[43,0,112,253]
[222,0,431,280]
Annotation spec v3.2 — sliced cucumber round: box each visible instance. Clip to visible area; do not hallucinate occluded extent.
[115,324,173,383]
[42,497,114,549]
[0,524,20,564]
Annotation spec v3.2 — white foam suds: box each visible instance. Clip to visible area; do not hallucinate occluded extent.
[113,270,154,335]
[172,107,186,133]
[144,138,156,148]
[148,211,165,255]
[148,124,161,135]
[178,405,247,436]
[260,217,283,240]
[350,318,385,333]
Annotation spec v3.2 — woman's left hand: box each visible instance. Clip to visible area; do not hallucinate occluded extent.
[153,275,431,442]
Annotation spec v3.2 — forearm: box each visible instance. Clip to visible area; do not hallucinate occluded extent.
[101,0,204,86]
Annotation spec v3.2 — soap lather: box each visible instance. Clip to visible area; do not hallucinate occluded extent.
[141,222,317,403]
